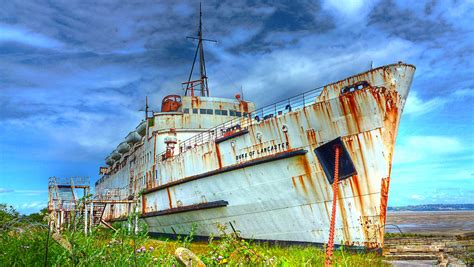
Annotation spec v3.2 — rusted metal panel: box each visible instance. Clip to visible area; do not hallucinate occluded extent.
[95,63,415,249]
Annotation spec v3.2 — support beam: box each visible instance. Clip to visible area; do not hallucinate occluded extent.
[89,202,94,231]
[84,204,88,235]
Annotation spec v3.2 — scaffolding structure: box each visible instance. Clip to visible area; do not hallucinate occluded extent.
[48,176,90,231]
[48,176,137,234]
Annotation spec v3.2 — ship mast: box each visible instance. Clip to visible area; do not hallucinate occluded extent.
[185,3,216,97]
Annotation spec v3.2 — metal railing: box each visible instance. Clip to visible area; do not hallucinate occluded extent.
[97,85,325,187]
[163,85,324,158]
[94,188,129,201]
[49,199,78,211]
[49,176,90,187]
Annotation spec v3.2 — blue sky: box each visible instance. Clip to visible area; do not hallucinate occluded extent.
[0,0,473,214]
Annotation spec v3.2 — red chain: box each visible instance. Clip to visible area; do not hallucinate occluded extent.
[325,145,340,267]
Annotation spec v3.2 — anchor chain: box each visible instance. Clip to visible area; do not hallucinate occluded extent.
[325,145,341,267]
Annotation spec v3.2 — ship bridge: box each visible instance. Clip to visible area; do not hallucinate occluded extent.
[96,94,256,194]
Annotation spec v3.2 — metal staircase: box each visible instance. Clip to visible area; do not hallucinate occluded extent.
[91,202,107,226]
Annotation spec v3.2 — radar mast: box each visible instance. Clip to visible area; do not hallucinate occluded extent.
[185,3,216,97]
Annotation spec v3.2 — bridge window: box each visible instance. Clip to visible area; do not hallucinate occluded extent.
[193,108,198,114]
[341,81,370,94]
[183,108,189,113]
[216,109,228,115]
[200,109,213,114]
[229,110,236,116]
[236,111,242,117]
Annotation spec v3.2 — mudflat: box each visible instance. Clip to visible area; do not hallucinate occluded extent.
[386,211,474,235]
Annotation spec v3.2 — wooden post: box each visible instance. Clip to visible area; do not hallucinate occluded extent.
[90,202,94,232]
[84,203,88,235]
[60,210,64,231]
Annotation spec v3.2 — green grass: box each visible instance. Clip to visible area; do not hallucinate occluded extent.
[0,204,388,266]
[1,223,388,266]
[384,232,436,239]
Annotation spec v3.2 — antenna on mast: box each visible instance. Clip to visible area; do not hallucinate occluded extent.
[185,3,216,97]
[145,96,149,119]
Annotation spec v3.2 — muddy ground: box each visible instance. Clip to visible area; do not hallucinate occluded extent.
[386,211,474,235]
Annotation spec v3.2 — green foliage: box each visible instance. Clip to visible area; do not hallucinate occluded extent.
[384,232,435,238]
[201,224,274,265]
[0,203,19,226]
[177,223,197,249]
[1,203,388,266]
[24,207,48,223]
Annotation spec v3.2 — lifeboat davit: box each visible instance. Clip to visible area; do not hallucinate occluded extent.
[110,150,121,160]
[136,121,146,137]
[117,142,130,154]
[105,156,115,166]
[126,131,141,144]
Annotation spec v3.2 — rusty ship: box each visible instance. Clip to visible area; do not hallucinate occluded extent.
[94,10,415,250]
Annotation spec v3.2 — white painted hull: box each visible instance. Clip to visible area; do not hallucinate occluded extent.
[97,63,415,249]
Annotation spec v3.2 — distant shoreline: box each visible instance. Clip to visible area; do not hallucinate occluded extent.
[388,204,474,212]
[385,209,474,235]
[388,210,474,213]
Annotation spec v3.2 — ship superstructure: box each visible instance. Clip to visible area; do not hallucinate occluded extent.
[94,9,415,250]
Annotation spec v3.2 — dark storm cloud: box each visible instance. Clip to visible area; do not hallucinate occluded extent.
[369,0,453,42]
[0,0,473,213]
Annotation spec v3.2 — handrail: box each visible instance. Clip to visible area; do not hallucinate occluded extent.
[167,85,324,157]
[97,85,325,186]
[49,176,90,187]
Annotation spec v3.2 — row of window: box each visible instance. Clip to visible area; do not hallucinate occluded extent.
[183,108,247,117]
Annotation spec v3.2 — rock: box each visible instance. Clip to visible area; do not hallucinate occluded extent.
[175,247,205,267]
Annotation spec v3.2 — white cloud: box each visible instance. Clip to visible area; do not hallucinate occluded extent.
[15,190,47,196]
[394,135,464,164]
[321,0,381,23]
[0,188,14,194]
[404,88,474,116]
[404,91,448,116]
[453,88,474,98]
[19,201,47,210]
[0,23,63,49]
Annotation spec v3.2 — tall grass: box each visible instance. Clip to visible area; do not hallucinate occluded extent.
[0,204,388,266]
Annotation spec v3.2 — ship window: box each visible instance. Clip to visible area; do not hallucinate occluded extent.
[193,108,198,114]
[236,111,242,117]
[221,110,228,116]
[183,108,189,113]
[215,109,222,115]
[200,108,206,114]
[229,110,236,116]
[206,109,213,114]
[341,81,370,94]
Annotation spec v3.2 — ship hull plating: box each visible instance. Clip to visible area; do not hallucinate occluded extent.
[98,63,415,249]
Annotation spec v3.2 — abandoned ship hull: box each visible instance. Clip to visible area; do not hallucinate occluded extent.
[99,63,415,249]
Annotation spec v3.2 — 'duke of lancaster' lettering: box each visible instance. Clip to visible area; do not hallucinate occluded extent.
[94,8,415,250]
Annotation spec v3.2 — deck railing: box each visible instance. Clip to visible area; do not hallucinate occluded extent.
[170,85,324,157]
[97,85,325,188]
[49,176,90,187]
